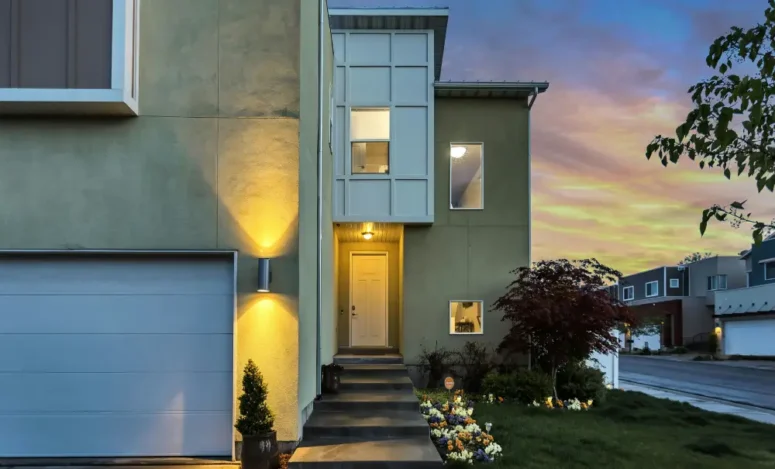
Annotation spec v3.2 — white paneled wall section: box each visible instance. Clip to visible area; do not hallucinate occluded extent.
[332,31,435,223]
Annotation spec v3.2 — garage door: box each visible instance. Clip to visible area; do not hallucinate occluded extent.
[724,318,775,356]
[0,254,234,457]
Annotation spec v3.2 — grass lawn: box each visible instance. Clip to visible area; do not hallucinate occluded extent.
[417,389,775,468]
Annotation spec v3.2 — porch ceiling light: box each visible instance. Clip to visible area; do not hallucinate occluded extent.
[257,258,272,292]
[450,146,467,159]
[362,231,374,240]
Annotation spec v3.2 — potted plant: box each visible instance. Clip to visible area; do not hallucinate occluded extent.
[321,363,343,394]
[236,359,279,469]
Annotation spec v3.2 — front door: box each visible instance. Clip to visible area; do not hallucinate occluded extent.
[350,253,388,347]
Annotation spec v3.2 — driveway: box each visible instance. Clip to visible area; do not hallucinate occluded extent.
[620,355,775,411]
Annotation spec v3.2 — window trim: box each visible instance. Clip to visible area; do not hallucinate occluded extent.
[707,274,728,291]
[622,286,634,301]
[0,0,140,116]
[349,107,391,175]
[449,142,485,211]
[645,280,659,298]
[449,300,484,335]
[669,278,680,288]
[764,261,775,281]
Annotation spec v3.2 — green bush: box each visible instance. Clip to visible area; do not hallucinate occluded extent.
[708,332,719,355]
[454,341,494,393]
[672,346,689,354]
[482,368,553,404]
[556,362,607,404]
[235,359,275,436]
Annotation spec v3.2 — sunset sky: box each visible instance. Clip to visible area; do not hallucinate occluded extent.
[331,0,775,274]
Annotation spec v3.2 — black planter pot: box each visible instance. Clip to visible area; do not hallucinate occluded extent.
[241,431,279,469]
[322,365,341,393]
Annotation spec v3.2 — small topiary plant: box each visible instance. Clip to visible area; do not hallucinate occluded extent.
[236,359,275,436]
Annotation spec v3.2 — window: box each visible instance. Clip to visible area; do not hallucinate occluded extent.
[766,261,775,281]
[350,108,390,174]
[707,275,728,291]
[450,143,483,209]
[622,286,634,301]
[450,301,483,334]
[645,281,659,297]
[670,278,680,288]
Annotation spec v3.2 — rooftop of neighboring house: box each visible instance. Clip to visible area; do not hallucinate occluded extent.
[739,232,775,259]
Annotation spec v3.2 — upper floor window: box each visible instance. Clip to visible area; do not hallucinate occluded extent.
[350,108,390,174]
[669,278,680,288]
[645,281,659,298]
[765,261,775,281]
[622,286,634,301]
[450,143,484,210]
[707,274,728,291]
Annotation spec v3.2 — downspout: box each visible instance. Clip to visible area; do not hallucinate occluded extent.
[315,0,325,399]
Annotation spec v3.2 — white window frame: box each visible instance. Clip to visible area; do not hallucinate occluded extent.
[449,142,485,210]
[718,274,728,290]
[449,300,484,335]
[349,107,391,174]
[645,281,659,298]
[765,261,775,281]
[669,278,680,288]
[622,286,634,301]
[0,0,140,116]
[707,274,728,291]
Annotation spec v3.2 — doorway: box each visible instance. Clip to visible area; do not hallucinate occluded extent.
[349,252,389,346]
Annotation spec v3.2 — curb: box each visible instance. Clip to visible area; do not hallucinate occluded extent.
[619,378,775,413]
[622,354,775,373]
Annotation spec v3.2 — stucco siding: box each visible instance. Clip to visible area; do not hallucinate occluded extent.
[0,0,307,444]
[402,97,530,364]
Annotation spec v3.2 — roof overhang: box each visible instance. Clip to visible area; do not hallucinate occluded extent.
[434,81,550,99]
[328,7,449,81]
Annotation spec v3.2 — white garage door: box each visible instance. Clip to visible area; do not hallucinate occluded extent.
[0,254,235,457]
[724,318,775,356]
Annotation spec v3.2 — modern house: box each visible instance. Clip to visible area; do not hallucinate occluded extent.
[609,256,746,348]
[715,234,775,356]
[0,0,546,464]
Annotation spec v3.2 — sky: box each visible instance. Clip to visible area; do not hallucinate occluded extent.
[329,0,775,274]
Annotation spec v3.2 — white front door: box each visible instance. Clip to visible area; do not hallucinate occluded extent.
[350,253,388,347]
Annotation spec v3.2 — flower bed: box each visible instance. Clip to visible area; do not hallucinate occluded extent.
[529,396,594,410]
[419,391,503,464]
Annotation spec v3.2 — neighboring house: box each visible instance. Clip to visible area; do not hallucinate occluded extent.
[609,256,746,348]
[715,234,775,356]
[0,0,546,462]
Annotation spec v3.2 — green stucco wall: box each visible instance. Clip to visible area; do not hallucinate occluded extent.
[402,97,531,365]
[0,0,317,444]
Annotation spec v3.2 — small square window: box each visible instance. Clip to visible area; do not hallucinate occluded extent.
[670,278,680,288]
[450,301,483,334]
[622,286,634,301]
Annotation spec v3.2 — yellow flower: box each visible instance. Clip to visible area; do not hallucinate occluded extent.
[587,399,594,407]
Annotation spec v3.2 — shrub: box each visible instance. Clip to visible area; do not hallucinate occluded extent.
[418,341,454,388]
[672,346,689,354]
[482,368,553,404]
[556,362,607,405]
[454,341,494,393]
[638,347,652,356]
[235,359,275,436]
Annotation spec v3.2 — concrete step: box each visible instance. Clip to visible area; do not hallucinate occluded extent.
[303,410,429,439]
[0,459,240,469]
[340,364,409,378]
[340,376,414,391]
[337,346,399,356]
[315,391,420,412]
[334,354,403,365]
[288,437,443,469]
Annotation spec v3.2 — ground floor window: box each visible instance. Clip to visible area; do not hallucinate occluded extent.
[449,300,483,334]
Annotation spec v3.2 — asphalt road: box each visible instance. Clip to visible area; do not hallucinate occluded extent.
[620,356,775,410]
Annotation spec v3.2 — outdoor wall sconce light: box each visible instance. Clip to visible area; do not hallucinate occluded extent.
[362,231,374,240]
[257,258,272,293]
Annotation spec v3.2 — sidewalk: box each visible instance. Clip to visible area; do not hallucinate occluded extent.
[625,353,775,371]
[620,381,775,425]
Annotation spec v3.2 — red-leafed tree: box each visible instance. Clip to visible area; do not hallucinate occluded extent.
[492,258,635,398]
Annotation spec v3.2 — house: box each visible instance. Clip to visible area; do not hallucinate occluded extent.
[714,233,775,356]
[610,256,746,348]
[0,0,546,463]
